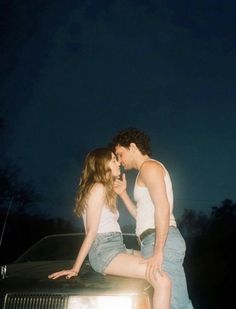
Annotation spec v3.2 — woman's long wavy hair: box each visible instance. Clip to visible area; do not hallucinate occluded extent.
[74,148,117,217]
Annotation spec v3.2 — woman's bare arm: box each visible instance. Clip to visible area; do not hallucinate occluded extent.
[48,183,105,279]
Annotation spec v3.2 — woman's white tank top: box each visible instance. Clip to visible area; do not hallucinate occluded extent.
[134,159,176,237]
[83,205,121,234]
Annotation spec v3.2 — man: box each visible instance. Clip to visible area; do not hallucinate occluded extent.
[112,128,194,309]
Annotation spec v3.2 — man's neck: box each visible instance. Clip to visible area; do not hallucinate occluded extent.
[135,155,150,170]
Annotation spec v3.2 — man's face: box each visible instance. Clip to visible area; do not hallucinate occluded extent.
[115,145,134,170]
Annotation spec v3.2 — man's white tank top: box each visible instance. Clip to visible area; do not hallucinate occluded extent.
[82,205,121,234]
[134,159,177,237]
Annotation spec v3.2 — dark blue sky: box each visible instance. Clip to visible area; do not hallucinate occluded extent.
[1,0,236,227]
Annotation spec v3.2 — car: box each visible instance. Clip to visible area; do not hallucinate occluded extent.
[0,233,153,309]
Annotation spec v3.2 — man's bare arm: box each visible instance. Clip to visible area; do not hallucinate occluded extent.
[140,161,170,270]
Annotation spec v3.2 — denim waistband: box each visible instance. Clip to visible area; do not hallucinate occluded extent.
[96,231,122,238]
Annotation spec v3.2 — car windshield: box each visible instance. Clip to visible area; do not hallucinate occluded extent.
[15,233,139,263]
[15,234,84,262]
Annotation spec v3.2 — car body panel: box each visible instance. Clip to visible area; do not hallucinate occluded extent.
[0,233,152,309]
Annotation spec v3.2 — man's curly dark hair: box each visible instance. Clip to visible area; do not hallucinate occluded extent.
[111,128,151,156]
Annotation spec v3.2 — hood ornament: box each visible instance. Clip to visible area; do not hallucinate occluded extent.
[1,265,7,279]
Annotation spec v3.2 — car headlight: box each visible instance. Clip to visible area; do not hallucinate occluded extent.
[67,295,150,309]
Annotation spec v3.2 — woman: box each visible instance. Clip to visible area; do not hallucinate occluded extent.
[48,147,171,309]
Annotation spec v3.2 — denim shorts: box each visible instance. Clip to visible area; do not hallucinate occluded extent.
[89,232,127,274]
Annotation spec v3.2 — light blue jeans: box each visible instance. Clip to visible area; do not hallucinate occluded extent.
[141,226,194,309]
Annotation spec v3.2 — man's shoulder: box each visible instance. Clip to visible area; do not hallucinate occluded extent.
[141,160,165,176]
[142,159,164,169]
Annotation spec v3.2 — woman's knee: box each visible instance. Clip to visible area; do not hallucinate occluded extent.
[152,272,172,290]
[161,272,172,289]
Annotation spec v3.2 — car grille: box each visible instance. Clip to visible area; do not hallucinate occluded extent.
[4,294,67,309]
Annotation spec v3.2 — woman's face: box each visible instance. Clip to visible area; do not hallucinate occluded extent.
[108,152,121,178]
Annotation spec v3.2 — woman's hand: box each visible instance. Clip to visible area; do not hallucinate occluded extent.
[113,174,127,195]
[48,269,78,280]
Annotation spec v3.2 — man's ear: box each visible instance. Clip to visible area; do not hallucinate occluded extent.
[129,143,138,152]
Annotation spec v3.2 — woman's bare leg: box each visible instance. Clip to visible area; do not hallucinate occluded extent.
[133,249,141,256]
[104,253,171,309]
[151,274,171,309]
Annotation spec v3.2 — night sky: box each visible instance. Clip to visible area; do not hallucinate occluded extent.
[1,0,235,228]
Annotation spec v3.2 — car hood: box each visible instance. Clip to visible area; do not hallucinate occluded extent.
[0,260,151,294]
